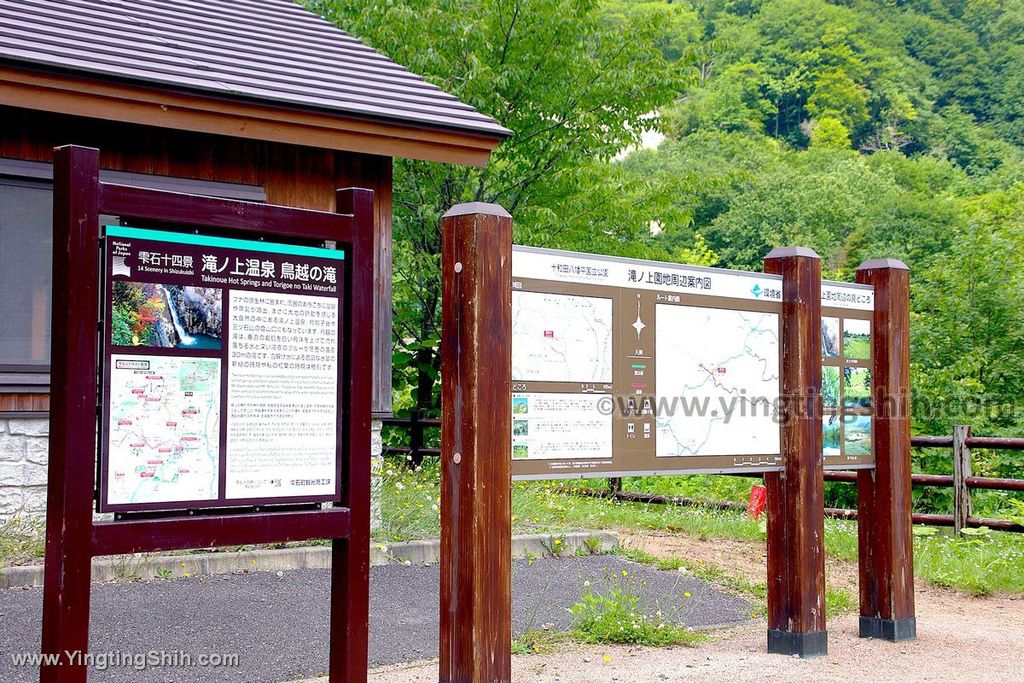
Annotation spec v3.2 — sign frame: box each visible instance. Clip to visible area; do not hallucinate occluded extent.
[40,145,375,683]
[96,226,348,513]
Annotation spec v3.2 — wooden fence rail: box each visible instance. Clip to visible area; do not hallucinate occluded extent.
[382,418,1024,534]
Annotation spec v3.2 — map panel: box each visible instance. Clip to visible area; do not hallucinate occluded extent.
[655,305,780,457]
[511,291,613,383]
[106,355,221,505]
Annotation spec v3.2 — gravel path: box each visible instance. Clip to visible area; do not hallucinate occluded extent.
[350,588,1024,683]
[0,554,748,683]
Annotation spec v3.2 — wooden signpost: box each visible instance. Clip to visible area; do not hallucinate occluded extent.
[855,259,916,641]
[763,247,827,657]
[439,203,513,683]
[41,145,375,682]
[433,235,918,673]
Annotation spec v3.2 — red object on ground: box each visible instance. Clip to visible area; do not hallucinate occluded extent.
[748,484,768,520]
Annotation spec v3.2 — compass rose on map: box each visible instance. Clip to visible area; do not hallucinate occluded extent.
[631,296,646,339]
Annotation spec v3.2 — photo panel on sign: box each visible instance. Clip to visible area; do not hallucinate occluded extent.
[843,318,871,360]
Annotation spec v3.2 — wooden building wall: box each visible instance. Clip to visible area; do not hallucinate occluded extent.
[0,105,392,415]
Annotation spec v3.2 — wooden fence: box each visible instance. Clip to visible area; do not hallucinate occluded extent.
[382,416,1024,535]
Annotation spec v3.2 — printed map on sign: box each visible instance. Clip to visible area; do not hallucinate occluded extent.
[656,305,780,457]
[512,291,613,383]
[106,355,221,505]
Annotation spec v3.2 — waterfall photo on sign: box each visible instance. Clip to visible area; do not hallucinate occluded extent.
[111,281,223,349]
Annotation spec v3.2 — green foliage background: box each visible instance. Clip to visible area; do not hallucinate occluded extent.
[308,0,1024,515]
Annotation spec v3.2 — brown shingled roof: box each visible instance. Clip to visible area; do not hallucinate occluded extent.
[0,0,511,139]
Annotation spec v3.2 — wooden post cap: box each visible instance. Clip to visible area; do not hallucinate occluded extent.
[765,246,820,260]
[856,258,910,271]
[442,202,512,219]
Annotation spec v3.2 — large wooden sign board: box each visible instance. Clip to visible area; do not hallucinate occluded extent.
[40,146,374,683]
[509,246,875,479]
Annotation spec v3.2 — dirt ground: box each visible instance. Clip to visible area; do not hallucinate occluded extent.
[352,531,1024,683]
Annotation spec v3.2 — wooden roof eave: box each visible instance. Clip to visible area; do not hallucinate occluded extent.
[0,65,503,167]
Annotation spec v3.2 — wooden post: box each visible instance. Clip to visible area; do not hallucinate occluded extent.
[331,187,376,683]
[953,425,973,536]
[410,409,425,468]
[763,247,827,658]
[439,203,513,683]
[855,258,916,641]
[40,145,101,683]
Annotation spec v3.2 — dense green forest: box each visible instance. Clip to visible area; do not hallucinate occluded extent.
[310,0,1024,512]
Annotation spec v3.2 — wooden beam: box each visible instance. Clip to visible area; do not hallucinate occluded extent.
[0,66,500,167]
[439,203,513,683]
[856,258,916,641]
[92,508,352,556]
[763,246,827,658]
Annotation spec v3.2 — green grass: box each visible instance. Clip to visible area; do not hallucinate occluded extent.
[511,628,571,655]
[0,516,45,569]
[569,569,707,647]
[617,546,855,619]
[374,463,1024,597]
[373,465,768,544]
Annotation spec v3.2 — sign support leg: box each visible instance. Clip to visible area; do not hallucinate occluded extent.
[40,145,102,682]
[855,259,915,641]
[763,247,827,658]
[330,187,376,683]
[439,203,513,683]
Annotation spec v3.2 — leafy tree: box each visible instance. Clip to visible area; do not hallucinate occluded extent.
[308,0,693,414]
[809,116,851,150]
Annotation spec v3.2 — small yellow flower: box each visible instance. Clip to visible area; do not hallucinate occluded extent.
[621,570,628,577]
[684,591,692,598]
[603,655,612,663]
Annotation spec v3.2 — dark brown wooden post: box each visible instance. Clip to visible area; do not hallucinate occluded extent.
[953,424,973,536]
[439,203,512,683]
[855,258,916,641]
[331,187,376,683]
[763,247,827,658]
[40,145,101,683]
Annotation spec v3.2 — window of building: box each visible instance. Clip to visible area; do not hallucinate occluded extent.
[0,179,52,367]
[0,160,265,394]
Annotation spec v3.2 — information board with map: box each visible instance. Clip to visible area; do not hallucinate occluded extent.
[99,225,345,512]
[511,246,874,479]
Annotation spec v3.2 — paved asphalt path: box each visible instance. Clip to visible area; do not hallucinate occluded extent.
[0,555,749,682]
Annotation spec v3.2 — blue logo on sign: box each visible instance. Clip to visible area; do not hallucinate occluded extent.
[751,284,762,297]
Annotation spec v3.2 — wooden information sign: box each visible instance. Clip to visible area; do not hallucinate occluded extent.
[40,145,375,683]
[509,246,876,480]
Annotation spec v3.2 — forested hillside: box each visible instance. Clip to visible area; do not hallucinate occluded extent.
[613,0,1024,494]
[310,0,1024,509]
